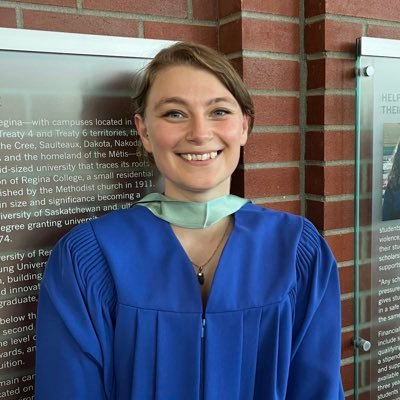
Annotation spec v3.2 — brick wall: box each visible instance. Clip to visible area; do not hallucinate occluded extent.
[220,0,301,215]
[3,0,400,398]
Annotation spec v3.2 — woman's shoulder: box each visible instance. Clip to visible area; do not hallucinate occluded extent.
[48,205,150,262]
[92,203,150,225]
[238,202,307,235]
[237,202,331,264]
[43,215,117,306]
[49,207,148,260]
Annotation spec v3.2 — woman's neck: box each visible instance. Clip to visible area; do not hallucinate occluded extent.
[163,178,232,203]
[163,188,231,203]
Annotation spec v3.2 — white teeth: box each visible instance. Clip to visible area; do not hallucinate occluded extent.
[181,151,218,161]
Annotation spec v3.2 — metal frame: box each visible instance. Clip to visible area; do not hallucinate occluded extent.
[0,27,172,57]
[357,36,400,58]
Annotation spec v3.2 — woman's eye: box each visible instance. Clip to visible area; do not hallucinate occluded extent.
[164,110,184,119]
[213,109,231,117]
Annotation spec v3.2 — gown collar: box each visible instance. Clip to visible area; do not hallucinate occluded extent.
[135,192,249,229]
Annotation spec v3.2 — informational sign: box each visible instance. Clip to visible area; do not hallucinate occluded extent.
[356,37,400,400]
[0,28,170,399]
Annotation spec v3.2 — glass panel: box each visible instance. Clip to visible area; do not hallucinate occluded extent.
[355,44,400,399]
[0,49,163,398]
[354,53,374,399]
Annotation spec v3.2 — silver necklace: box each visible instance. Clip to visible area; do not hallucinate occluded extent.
[191,222,230,285]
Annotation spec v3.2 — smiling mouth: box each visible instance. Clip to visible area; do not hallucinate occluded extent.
[180,151,219,161]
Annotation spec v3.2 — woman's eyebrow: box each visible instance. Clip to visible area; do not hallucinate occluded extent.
[154,97,188,110]
[154,96,237,110]
[207,97,237,106]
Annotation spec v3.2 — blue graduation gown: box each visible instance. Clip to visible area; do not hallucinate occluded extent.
[35,203,344,399]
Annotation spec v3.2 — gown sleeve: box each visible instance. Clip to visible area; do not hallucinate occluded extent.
[35,223,116,400]
[286,219,344,399]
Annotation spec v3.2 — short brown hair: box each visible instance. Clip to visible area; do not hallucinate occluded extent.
[132,41,255,132]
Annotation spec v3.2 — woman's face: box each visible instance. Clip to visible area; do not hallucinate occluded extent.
[135,65,249,201]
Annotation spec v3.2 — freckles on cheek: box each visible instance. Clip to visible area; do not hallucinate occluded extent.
[224,128,244,141]
[223,119,244,133]
[151,126,180,148]
[153,134,174,149]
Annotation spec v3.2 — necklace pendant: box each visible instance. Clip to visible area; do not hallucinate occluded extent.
[197,271,205,285]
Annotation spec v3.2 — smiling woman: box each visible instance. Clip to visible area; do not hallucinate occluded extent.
[35,42,345,399]
[134,65,249,201]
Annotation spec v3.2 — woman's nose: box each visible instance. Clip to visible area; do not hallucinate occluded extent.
[186,116,213,143]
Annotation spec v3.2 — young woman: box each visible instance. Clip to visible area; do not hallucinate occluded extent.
[35,42,344,399]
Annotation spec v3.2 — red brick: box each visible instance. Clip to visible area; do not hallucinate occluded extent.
[304,21,325,54]
[224,17,299,55]
[305,131,355,162]
[254,96,299,126]
[324,164,354,195]
[339,265,354,295]
[358,263,371,293]
[368,24,400,41]
[307,59,325,90]
[305,165,354,196]
[324,95,355,125]
[304,0,325,17]
[307,95,324,125]
[23,10,138,37]
[192,0,218,20]
[243,19,299,54]
[326,233,354,263]
[218,0,241,17]
[326,58,359,89]
[365,162,373,193]
[358,295,371,327]
[305,20,362,53]
[144,22,217,48]
[219,20,242,53]
[83,0,187,18]
[359,231,371,262]
[341,363,354,392]
[242,0,299,17]
[307,95,354,125]
[244,167,299,198]
[13,0,75,5]
[244,132,300,163]
[307,58,355,90]
[340,297,354,327]
[243,58,300,91]
[351,356,370,398]
[341,331,355,359]
[359,198,372,228]
[260,200,301,215]
[326,0,400,23]
[307,200,354,230]
[325,20,362,53]
[0,8,17,28]
[358,354,371,389]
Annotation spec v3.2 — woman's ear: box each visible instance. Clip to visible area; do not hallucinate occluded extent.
[240,114,250,146]
[134,114,152,153]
